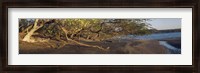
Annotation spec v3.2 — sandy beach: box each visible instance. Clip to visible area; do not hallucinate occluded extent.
[19,38,177,54]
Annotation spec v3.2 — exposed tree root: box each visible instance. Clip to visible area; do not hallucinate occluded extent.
[67,38,109,51]
[47,38,69,49]
[56,39,69,49]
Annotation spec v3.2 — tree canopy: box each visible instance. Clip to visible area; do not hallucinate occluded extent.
[19,19,152,40]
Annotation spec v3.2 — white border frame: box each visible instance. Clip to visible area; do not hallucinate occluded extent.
[8,8,192,65]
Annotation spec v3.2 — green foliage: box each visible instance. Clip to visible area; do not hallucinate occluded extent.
[19,19,153,40]
[19,19,29,32]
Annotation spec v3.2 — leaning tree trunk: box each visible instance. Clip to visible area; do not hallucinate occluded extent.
[22,19,43,42]
[70,34,75,39]
[22,24,33,34]
[59,26,69,40]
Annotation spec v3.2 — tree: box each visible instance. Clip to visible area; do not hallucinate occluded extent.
[19,19,152,50]
[56,19,109,50]
[22,19,54,42]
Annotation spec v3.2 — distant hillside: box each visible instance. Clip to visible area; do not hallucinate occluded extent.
[153,29,181,33]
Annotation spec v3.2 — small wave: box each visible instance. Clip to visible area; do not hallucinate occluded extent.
[159,41,181,54]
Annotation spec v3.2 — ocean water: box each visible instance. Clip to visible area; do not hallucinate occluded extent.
[134,32,181,40]
[113,32,181,40]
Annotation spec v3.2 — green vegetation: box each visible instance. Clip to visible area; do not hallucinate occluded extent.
[19,19,153,50]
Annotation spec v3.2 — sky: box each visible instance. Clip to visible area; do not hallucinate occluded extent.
[23,18,181,30]
[146,18,181,30]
